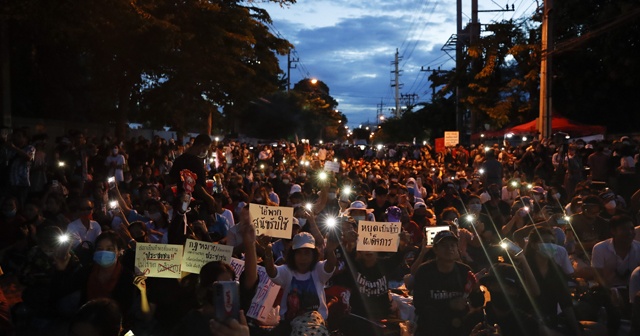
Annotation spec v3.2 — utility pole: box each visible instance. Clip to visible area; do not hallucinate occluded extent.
[538,0,553,139]
[455,0,463,134]
[286,51,298,91]
[421,66,447,101]
[391,49,403,118]
[400,93,419,111]
[376,99,385,125]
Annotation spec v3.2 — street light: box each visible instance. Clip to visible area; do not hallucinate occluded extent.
[310,78,318,85]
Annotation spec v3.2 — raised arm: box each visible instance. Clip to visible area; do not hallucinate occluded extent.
[239,208,258,290]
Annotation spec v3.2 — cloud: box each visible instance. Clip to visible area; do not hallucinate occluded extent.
[257,0,505,125]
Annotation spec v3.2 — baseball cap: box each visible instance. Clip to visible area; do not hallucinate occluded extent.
[292,232,315,250]
[385,206,402,222]
[289,184,302,195]
[433,230,459,246]
[414,202,427,210]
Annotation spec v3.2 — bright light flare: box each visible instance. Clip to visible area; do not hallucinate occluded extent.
[318,171,328,181]
[478,168,485,175]
[58,161,65,167]
[326,217,337,228]
[109,201,118,209]
[305,203,313,211]
[58,234,69,244]
[342,186,352,195]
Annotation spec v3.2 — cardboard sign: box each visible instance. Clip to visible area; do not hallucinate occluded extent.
[230,258,245,281]
[181,239,234,274]
[424,226,451,246]
[246,265,281,323]
[324,161,340,173]
[357,221,401,252]
[249,204,294,239]
[135,243,183,279]
[444,131,459,147]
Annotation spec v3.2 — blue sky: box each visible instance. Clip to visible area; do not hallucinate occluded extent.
[256,0,539,128]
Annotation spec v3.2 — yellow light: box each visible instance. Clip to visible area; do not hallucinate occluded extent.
[310,78,318,84]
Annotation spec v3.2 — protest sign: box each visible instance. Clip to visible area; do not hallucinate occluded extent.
[181,239,234,274]
[424,226,451,246]
[135,243,183,279]
[324,161,340,173]
[246,265,281,323]
[230,258,245,281]
[444,131,459,147]
[249,204,294,239]
[357,221,401,252]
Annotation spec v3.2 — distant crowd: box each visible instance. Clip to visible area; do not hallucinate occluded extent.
[0,128,639,336]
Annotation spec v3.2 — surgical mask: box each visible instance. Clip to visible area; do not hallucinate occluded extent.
[469,204,482,213]
[3,209,16,218]
[328,192,337,200]
[255,197,263,202]
[298,218,307,226]
[352,216,365,222]
[282,179,290,184]
[93,251,117,267]
[537,243,558,259]
[604,200,616,210]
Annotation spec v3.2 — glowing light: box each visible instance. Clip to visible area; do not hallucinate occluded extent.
[319,140,323,144]
[109,201,118,209]
[510,181,518,187]
[305,203,313,211]
[480,134,485,138]
[58,161,65,167]
[376,144,383,150]
[333,158,338,162]
[58,234,69,244]
[465,214,475,222]
[310,78,318,84]
[342,186,352,195]
[522,136,528,141]
[479,168,485,175]
[260,164,265,169]
[506,133,513,138]
[326,217,337,228]
[214,137,220,142]
[107,177,115,183]
[500,242,508,249]
[304,161,310,166]
[527,184,533,189]
[318,171,328,181]
[484,147,491,152]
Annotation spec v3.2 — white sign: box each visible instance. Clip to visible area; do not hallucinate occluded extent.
[230,258,245,281]
[249,204,294,239]
[444,131,459,147]
[181,239,234,274]
[357,221,401,252]
[246,265,281,323]
[324,161,340,173]
[424,226,451,246]
[135,243,183,279]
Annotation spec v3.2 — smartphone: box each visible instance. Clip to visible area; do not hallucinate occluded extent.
[107,176,116,189]
[212,281,240,323]
[499,238,523,257]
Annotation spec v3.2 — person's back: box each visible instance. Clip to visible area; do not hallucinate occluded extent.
[587,148,609,182]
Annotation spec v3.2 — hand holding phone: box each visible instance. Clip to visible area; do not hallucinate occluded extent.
[499,238,523,257]
[213,281,240,323]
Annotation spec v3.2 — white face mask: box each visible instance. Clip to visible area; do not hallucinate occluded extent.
[255,197,263,202]
[297,218,307,226]
[282,179,290,184]
[604,200,616,210]
[553,193,561,200]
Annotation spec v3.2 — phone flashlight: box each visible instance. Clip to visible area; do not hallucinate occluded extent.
[283,159,287,163]
[260,164,265,169]
[305,203,313,211]
[465,214,475,222]
[510,181,518,188]
[523,206,530,212]
[318,171,328,181]
[304,161,310,167]
[58,161,65,167]
[333,158,338,162]
[109,200,118,209]
[342,186,352,195]
[107,177,115,183]
[58,234,70,244]
[478,168,485,175]
[326,217,337,228]
[527,184,533,189]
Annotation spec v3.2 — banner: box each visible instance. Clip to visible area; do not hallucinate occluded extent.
[424,226,451,246]
[135,243,183,279]
[181,239,234,274]
[356,221,401,252]
[249,204,294,239]
[435,137,445,153]
[323,161,340,173]
[246,265,281,323]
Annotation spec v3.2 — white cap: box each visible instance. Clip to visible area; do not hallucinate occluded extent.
[289,184,302,195]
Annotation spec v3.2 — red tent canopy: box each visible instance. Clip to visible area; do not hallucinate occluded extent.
[507,116,606,136]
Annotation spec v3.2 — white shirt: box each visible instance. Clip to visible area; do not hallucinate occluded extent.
[105,154,126,182]
[221,209,235,228]
[592,239,640,287]
[67,218,102,248]
[629,266,640,303]
[271,261,334,320]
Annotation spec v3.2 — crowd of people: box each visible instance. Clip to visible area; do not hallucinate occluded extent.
[0,127,639,336]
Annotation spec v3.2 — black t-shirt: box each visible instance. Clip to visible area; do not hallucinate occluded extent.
[367,199,391,222]
[526,255,573,328]
[413,261,480,336]
[169,153,206,193]
[465,301,539,336]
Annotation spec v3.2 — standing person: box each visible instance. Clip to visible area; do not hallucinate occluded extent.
[564,144,584,198]
[260,232,338,334]
[413,231,484,336]
[105,145,126,184]
[169,134,217,214]
[481,150,503,188]
[7,128,35,206]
